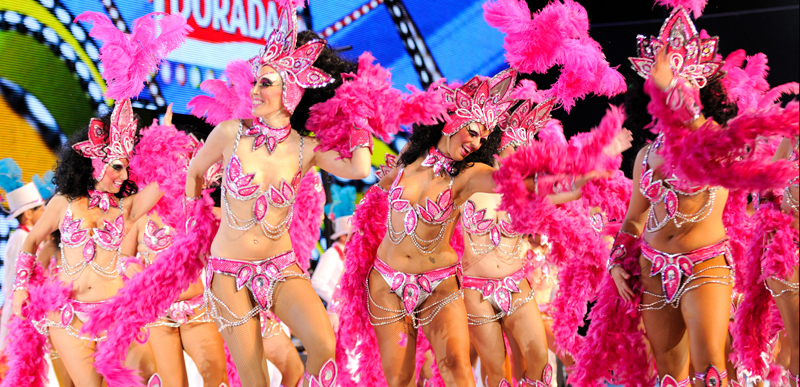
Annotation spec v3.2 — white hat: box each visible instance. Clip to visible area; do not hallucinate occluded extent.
[6,183,44,219]
[331,215,353,240]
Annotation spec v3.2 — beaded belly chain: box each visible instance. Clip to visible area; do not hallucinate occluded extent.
[221,120,303,241]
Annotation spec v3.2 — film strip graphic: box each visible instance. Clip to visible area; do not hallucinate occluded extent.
[100,0,165,110]
[0,2,104,110]
[316,0,442,89]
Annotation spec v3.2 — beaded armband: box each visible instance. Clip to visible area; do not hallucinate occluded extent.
[664,77,702,124]
[118,256,143,278]
[534,173,576,196]
[349,121,374,154]
[13,251,37,291]
[606,230,638,273]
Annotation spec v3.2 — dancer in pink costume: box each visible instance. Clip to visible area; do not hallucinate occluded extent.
[573,6,798,387]
[4,11,191,386]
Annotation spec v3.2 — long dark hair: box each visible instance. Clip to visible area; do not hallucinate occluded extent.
[398,122,502,177]
[289,31,358,136]
[53,114,140,199]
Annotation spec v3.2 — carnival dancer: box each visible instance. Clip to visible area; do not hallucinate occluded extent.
[572,6,797,387]
[182,1,401,383]
[3,10,191,386]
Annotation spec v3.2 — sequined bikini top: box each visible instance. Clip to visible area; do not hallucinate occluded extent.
[387,168,456,254]
[138,215,172,266]
[58,197,125,279]
[461,199,522,257]
[640,134,719,232]
[221,120,303,240]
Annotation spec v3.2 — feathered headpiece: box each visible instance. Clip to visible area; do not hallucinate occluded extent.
[188,59,255,125]
[498,97,556,151]
[72,99,138,180]
[439,68,518,136]
[32,170,56,200]
[629,6,723,89]
[251,6,333,114]
[325,184,356,220]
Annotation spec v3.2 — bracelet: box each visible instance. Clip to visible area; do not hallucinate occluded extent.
[535,173,576,195]
[118,256,143,278]
[349,121,374,154]
[663,76,701,124]
[606,230,638,274]
[14,251,37,291]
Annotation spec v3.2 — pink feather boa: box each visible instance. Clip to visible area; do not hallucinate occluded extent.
[334,186,389,386]
[306,52,406,158]
[74,12,191,101]
[483,0,625,110]
[721,50,799,112]
[187,60,255,126]
[399,78,451,127]
[81,194,218,386]
[0,266,70,387]
[647,78,799,191]
[730,202,797,379]
[654,0,707,18]
[290,171,325,272]
[580,170,632,222]
[129,122,198,228]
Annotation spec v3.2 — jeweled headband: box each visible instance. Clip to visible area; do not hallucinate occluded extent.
[498,97,556,152]
[72,99,137,181]
[439,68,518,136]
[629,6,724,89]
[251,6,334,115]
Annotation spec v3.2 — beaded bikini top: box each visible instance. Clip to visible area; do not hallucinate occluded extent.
[640,134,719,232]
[138,215,172,266]
[222,120,303,240]
[58,196,125,279]
[461,198,522,257]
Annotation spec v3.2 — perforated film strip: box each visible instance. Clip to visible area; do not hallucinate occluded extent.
[382,0,442,88]
[319,0,384,38]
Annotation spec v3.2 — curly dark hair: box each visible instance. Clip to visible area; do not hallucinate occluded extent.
[623,69,739,146]
[53,114,140,199]
[398,122,502,177]
[289,30,358,136]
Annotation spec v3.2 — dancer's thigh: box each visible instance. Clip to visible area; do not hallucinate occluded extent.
[502,280,548,380]
[463,288,509,384]
[680,256,732,383]
[272,265,336,376]
[210,273,269,387]
[49,323,101,387]
[639,256,690,380]
[419,276,475,387]
[125,339,157,382]
[149,325,188,387]
[367,268,418,387]
[181,322,228,387]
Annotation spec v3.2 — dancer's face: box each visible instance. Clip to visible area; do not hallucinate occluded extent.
[251,65,289,120]
[439,122,490,161]
[94,159,128,193]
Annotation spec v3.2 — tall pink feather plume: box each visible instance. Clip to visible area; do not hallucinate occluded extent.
[82,194,218,386]
[650,95,799,191]
[75,12,191,101]
[721,51,797,112]
[484,0,625,111]
[0,266,70,387]
[334,186,389,386]
[536,119,567,145]
[508,79,547,103]
[730,202,796,379]
[654,0,708,18]
[290,171,324,272]
[565,105,626,172]
[187,59,255,126]
[129,122,198,228]
[399,78,452,127]
[415,331,445,387]
[224,344,242,387]
[307,52,405,158]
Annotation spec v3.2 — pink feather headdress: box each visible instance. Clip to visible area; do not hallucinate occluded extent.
[438,68,518,135]
[498,97,556,151]
[629,6,723,89]
[483,0,625,111]
[72,99,137,180]
[75,11,192,101]
[654,0,708,18]
[251,6,333,114]
[188,59,256,125]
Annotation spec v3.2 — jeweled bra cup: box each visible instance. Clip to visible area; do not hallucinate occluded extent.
[58,198,125,280]
[221,120,303,239]
[461,199,522,257]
